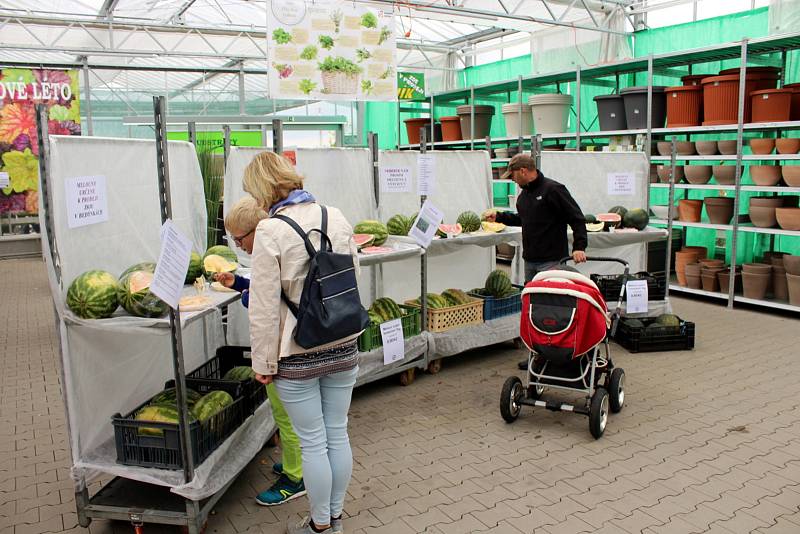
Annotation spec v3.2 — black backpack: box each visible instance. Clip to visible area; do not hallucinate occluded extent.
[272,205,370,349]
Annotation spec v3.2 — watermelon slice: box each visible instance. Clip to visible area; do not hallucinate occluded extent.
[596,213,622,230]
[360,246,394,254]
[436,223,463,238]
[353,233,375,250]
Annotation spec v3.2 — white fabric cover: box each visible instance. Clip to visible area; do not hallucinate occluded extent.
[355,333,429,386]
[428,314,518,359]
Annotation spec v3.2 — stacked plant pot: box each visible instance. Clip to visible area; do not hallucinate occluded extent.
[674,246,706,286]
[748,196,796,229]
[768,254,789,301]
[785,254,800,305]
[742,262,773,299]
[718,267,743,295]
[699,259,725,292]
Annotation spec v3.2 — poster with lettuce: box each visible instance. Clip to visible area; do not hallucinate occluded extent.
[267,0,396,101]
[0,69,81,215]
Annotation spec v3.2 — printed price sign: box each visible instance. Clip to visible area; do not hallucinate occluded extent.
[380,166,411,193]
[408,199,444,248]
[417,154,435,196]
[0,172,9,189]
[65,175,109,229]
[625,279,648,314]
[381,319,404,365]
[150,219,193,309]
[607,172,635,196]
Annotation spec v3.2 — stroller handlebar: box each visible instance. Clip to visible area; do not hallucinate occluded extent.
[558,256,630,267]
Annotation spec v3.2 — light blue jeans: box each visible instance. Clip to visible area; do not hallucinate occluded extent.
[274,366,358,526]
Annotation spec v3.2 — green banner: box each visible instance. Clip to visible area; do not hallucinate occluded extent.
[397,71,425,101]
[167,130,263,150]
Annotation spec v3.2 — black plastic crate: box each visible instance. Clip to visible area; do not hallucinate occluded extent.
[613,316,695,353]
[185,346,268,416]
[468,285,523,320]
[591,271,667,302]
[112,390,247,470]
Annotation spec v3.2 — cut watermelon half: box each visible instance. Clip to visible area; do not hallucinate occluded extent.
[596,213,622,230]
[436,223,463,238]
[353,233,375,250]
[360,246,394,254]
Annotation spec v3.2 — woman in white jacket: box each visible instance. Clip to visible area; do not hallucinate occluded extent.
[244,151,360,534]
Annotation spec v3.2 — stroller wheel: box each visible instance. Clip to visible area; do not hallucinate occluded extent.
[500,376,524,423]
[589,388,609,439]
[609,368,625,413]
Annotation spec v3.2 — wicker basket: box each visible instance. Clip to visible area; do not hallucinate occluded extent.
[321,71,359,94]
[404,298,484,333]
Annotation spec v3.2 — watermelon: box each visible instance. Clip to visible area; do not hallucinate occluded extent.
[624,318,645,329]
[408,293,448,309]
[203,254,238,279]
[623,208,650,231]
[185,252,203,284]
[596,213,622,230]
[586,222,605,232]
[192,390,234,422]
[204,245,238,264]
[441,288,471,306]
[456,211,481,233]
[360,246,393,254]
[436,223,463,238]
[387,214,413,236]
[368,310,383,324]
[150,387,203,407]
[135,405,193,436]
[654,313,680,327]
[485,269,512,297]
[369,297,403,322]
[118,270,169,318]
[119,262,155,280]
[584,214,597,224]
[353,220,388,246]
[66,270,121,319]
[608,205,628,217]
[223,366,256,381]
[353,234,375,250]
[481,221,506,233]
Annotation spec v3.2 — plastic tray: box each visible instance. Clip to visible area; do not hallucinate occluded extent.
[185,346,268,416]
[613,316,695,353]
[404,297,484,333]
[591,271,667,302]
[358,305,421,352]
[468,285,523,320]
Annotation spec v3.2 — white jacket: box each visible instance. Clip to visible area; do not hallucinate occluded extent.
[248,202,361,375]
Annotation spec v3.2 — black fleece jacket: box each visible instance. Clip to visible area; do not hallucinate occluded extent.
[496,172,588,263]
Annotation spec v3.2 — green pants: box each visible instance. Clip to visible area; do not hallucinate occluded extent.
[267,382,303,483]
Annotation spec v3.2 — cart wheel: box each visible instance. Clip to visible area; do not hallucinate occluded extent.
[427,358,442,374]
[399,368,416,386]
[500,376,524,423]
[512,337,523,349]
[589,388,609,439]
[608,368,625,413]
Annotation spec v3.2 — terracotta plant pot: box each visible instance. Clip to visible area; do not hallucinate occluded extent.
[404,118,434,145]
[699,258,724,269]
[743,271,771,299]
[704,196,735,224]
[784,255,800,275]
[717,140,738,155]
[682,74,710,86]
[719,67,781,91]
[685,165,712,184]
[439,116,462,141]
[678,199,703,222]
[742,262,772,275]
[657,165,684,183]
[718,269,742,294]
[776,138,800,154]
[696,141,718,155]
[787,273,800,305]
[748,206,778,228]
[773,266,789,300]
[666,85,702,127]
[775,207,800,230]
[681,246,708,259]
[656,142,671,156]
[749,196,784,208]
[686,272,702,290]
[713,165,737,185]
[701,272,720,292]
[781,166,800,187]
[750,89,793,123]
[684,262,702,277]
[675,250,700,286]
[702,74,761,124]
[750,165,782,186]
[749,138,775,155]
[656,141,695,155]
[784,83,800,120]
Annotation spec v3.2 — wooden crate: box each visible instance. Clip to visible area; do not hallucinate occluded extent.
[404,298,484,333]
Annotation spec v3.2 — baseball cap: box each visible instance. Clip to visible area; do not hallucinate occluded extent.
[501,153,536,180]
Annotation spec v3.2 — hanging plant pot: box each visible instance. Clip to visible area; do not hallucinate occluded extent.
[750,89,793,123]
[665,85,702,127]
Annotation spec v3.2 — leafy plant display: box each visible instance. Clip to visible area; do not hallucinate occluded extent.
[300,45,318,60]
[272,63,293,79]
[298,79,317,95]
[331,9,343,33]
[361,80,374,95]
[318,56,362,75]
[356,48,371,62]
[196,144,224,247]
[379,66,394,80]
[378,26,392,45]
[1,148,38,194]
[318,35,334,50]
[272,28,292,44]
[360,12,378,28]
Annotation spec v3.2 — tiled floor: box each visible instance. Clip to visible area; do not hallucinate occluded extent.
[2,257,799,534]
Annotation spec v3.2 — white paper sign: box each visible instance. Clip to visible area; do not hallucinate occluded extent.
[380,166,411,193]
[0,172,9,189]
[408,199,444,248]
[380,319,404,365]
[65,175,109,229]
[417,154,436,196]
[625,279,648,314]
[150,219,193,309]
[607,172,636,196]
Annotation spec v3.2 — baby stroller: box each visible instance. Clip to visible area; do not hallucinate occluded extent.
[500,257,627,439]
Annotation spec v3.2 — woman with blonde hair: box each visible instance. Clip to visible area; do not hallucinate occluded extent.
[244,151,361,534]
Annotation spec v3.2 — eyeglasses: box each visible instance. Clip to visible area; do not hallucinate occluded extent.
[231,229,254,246]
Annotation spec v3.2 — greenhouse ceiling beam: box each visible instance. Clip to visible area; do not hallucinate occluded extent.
[97,0,121,19]
[0,59,268,75]
[168,0,198,24]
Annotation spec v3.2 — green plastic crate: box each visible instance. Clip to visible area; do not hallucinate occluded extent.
[357,305,421,352]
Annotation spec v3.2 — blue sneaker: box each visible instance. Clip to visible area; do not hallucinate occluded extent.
[272,462,283,476]
[255,475,306,506]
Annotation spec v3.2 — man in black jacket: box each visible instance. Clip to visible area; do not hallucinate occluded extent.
[485,154,588,369]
